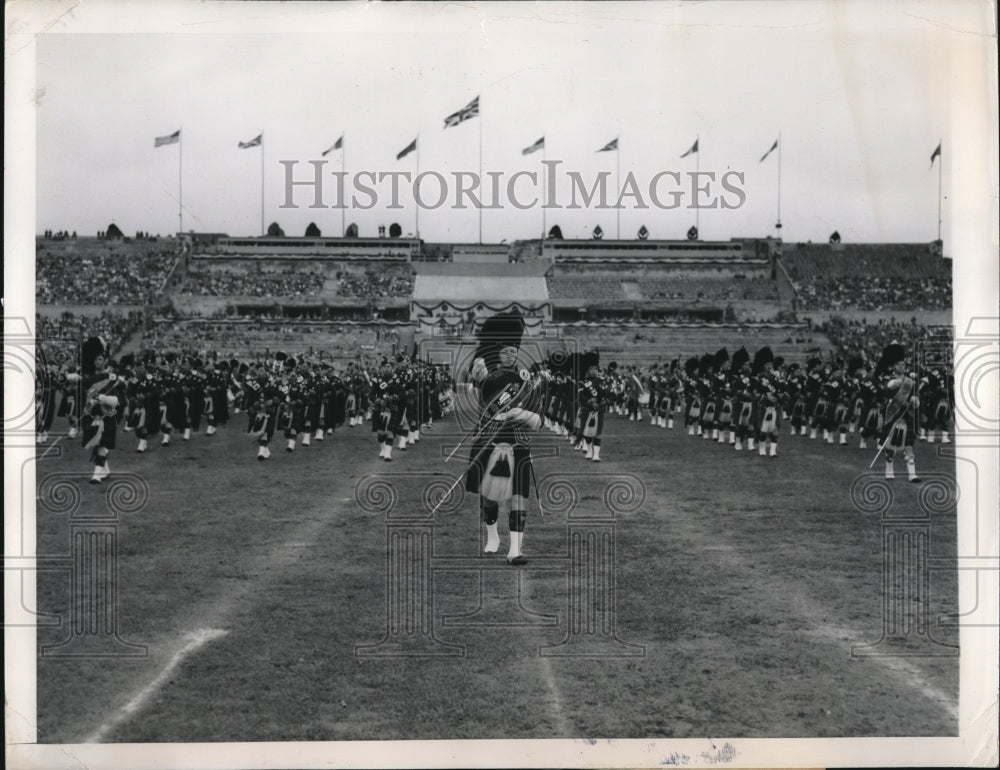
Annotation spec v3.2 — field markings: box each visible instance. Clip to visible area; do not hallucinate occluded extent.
[84,628,228,744]
[694,530,961,725]
[538,646,572,736]
[810,623,959,723]
[70,457,358,743]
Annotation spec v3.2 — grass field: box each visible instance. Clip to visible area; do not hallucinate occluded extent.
[35,404,959,742]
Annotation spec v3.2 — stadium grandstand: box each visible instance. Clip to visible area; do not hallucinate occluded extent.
[35,230,952,367]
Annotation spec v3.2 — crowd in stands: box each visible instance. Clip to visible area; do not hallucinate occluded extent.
[336,269,414,299]
[642,276,778,302]
[793,275,952,311]
[822,317,953,365]
[138,319,394,362]
[179,306,387,323]
[182,269,326,298]
[36,310,144,357]
[36,242,179,305]
[782,242,945,281]
[547,274,777,303]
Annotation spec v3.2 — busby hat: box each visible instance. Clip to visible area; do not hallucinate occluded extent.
[684,356,700,376]
[581,351,601,373]
[81,336,106,376]
[472,310,525,371]
[731,346,750,373]
[847,355,866,375]
[874,343,907,378]
[608,361,618,372]
[699,353,715,374]
[773,356,785,369]
[477,310,525,348]
[714,347,730,369]
[752,346,774,374]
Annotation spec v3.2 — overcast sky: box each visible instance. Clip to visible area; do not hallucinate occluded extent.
[25,1,990,246]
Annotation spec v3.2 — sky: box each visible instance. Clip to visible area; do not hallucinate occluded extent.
[25,1,989,247]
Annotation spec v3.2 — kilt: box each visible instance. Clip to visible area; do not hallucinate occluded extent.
[465,440,532,499]
[82,414,117,450]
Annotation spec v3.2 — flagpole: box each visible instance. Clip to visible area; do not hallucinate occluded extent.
[541,138,546,240]
[416,134,420,239]
[695,134,700,237]
[936,138,942,242]
[478,102,483,244]
[616,134,621,240]
[342,134,346,238]
[776,131,782,236]
[178,127,183,235]
[260,130,265,237]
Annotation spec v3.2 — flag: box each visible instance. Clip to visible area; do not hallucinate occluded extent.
[396,138,417,161]
[239,134,262,149]
[597,137,618,152]
[443,96,479,128]
[322,135,343,157]
[680,139,698,158]
[759,138,778,163]
[522,136,545,156]
[930,142,941,168]
[154,130,180,148]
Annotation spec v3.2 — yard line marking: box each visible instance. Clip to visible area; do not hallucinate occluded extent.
[84,628,227,744]
[539,651,572,736]
[812,623,960,722]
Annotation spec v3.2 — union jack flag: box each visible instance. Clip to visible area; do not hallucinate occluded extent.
[443,96,479,128]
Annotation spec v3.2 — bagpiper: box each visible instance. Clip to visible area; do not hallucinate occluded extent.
[873,342,921,482]
[464,311,543,565]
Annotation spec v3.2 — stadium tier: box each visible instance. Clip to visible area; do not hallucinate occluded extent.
[36,236,182,305]
[35,233,952,366]
[212,236,418,260]
[542,236,776,265]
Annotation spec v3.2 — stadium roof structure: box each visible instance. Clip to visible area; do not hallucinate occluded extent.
[412,262,548,302]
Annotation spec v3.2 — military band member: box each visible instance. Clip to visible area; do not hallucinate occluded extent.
[874,343,921,482]
[920,365,953,444]
[682,357,702,435]
[752,346,780,457]
[78,338,127,483]
[372,385,398,461]
[465,312,542,566]
[578,353,606,461]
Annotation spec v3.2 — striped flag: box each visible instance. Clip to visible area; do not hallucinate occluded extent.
[759,138,778,163]
[522,136,545,155]
[154,130,180,148]
[322,135,343,157]
[239,134,262,149]
[597,137,618,152]
[930,142,941,168]
[680,139,698,158]
[444,96,479,128]
[396,137,417,161]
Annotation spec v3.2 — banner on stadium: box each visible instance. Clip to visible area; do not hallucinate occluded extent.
[411,300,551,320]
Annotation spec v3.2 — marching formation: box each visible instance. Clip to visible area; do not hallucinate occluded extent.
[538,343,953,483]
[35,337,456,482]
[36,329,953,492]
